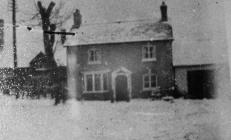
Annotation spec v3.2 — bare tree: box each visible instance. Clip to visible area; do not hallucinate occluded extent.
[37,1,56,60]
[20,0,74,68]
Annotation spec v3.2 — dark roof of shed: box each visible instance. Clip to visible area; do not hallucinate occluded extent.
[29,52,57,70]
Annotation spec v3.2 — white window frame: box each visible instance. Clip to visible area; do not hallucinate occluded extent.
[83,70,109,93]
[142,43,157,62]
[142,73,158,91]
[88,48,102,64]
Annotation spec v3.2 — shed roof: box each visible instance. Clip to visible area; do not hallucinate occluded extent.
[65,21,173,46]
[29,52,57,70]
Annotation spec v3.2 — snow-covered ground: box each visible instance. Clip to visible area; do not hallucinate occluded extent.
[0,94,224,140]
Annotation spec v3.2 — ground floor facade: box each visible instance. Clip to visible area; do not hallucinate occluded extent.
[79,66,174,101]
[67,62,174,101]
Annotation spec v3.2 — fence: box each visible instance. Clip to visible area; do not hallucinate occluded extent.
[0,66,67,99]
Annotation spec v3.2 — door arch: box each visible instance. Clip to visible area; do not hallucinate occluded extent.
[112,67,132,101]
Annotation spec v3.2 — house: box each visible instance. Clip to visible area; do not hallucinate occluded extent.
[65,2,174,101]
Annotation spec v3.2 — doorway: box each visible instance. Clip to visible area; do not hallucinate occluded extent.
[112,67,132,102]
[187,70,215,99]
[115,75,129,101]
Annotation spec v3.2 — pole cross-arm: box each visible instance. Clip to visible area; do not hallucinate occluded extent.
[44,31,75,36]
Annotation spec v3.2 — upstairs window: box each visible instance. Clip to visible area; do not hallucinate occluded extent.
[142,44,156,62]
[143,73,158,90]
[88,48,101,64]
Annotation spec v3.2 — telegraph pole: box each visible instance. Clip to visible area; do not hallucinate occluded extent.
[12,0,17,68]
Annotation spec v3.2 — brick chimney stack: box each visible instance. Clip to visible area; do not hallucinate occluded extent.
[160,1,168,22]
[72,9,82,29]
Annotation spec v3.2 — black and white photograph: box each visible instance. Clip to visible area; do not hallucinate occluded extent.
[0,0,230,139]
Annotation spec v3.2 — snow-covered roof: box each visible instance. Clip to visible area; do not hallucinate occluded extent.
[65,21,173,46]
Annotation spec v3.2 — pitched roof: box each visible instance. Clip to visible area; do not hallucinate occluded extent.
[65,21,173,46]
[29,52,57,70]
[29,52,45,65]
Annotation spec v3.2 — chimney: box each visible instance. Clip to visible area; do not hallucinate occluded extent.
[72,9,82,29]
[160,1,168,22]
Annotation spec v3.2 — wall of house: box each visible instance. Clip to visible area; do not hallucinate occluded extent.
[174,64,216,97]
[67,40,173,99]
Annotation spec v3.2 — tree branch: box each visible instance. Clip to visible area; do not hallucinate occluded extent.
[53,10,74,28]
[33,0,40,12]
[50,1,64,19]
[47,1,56,16]
[37,1,45,16]
[31,13,40,20]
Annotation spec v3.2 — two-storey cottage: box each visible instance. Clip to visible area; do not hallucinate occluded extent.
[65,2,174,101]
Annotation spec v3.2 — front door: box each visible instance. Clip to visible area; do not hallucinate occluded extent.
[115,75,129,101]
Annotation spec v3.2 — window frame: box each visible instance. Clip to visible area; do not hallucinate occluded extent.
[83,71,109,93]
[88,48,102,64]
[142,73,158,91]
[142,43,157,62]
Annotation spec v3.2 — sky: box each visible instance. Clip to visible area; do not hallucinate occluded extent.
[0,0,229,67]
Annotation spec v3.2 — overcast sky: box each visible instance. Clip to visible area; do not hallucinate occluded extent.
[0,0,229,67]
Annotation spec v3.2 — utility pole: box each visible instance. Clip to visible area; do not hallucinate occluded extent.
[9,0,17,68]
[12,0,17,68]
